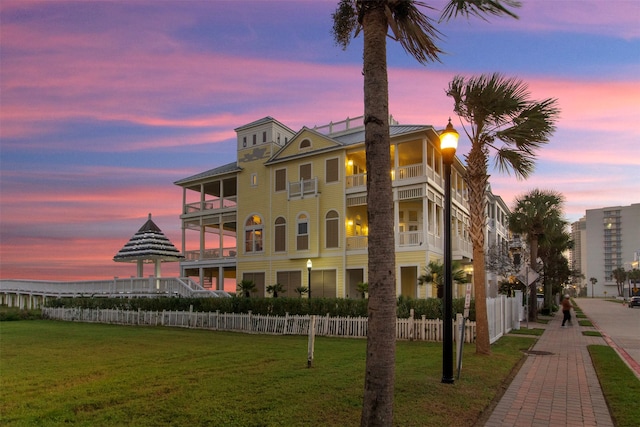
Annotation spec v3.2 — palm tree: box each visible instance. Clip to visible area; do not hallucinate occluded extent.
[266,283,286,298]
[538,224,572,306]
[356,282,369,299]
[446,74,560,354]
[294,286,309,298]
[418,259,467,298]
[509,189,565,322]
[590,277,598,298]
[612,267,627,297]
[236,279,257,298]
[628,269,640,297]
[333,1,520,423]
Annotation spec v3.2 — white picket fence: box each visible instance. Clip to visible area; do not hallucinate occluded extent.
[42,294,521,343]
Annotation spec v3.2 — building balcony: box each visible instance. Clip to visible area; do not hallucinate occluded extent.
[183,197,237,215]
[184,248,237,261]
[288,178,318,199]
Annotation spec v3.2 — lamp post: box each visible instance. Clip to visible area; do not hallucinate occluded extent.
[307,259,312,299]
[440,118,459,384]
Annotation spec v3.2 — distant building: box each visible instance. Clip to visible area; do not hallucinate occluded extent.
[571,203,640,297]
[174,115,509,298]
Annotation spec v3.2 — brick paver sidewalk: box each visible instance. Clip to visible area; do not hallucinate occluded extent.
[483,309,614,426]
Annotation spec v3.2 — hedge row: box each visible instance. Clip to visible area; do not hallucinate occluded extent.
[44,295,476,321]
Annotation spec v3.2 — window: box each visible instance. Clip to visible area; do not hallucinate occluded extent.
[275,168,286,192]
[326,210,339,248]
[299,139,311,149]
[245,215,263,253]
[300,163,311,180]
[276,271,301,294]
[297,213,309,251]
[252,134,257,145]
[326,158,339,183]
[243,272,265,297]
[262,131,267,143]
[250,173,257,187]
[274,217,286,252]
[243,136,247,148]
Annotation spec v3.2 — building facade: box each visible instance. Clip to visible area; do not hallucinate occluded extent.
[571,203,640,297]
[175,116,509,299]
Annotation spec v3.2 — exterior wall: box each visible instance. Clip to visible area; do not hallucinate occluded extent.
[583,203,640,297]
[176,116,512,298]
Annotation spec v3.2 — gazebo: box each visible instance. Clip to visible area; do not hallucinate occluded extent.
[113,213,184,278]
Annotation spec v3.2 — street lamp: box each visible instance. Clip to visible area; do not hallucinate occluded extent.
[440,118,459,384]
[307,259,313,299]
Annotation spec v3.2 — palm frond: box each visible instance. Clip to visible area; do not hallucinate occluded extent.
[386,1,443,64]
[440,0,521,22]
[493,147,535,179]
[332,0,359,49]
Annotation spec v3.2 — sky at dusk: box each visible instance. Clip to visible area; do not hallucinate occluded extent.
[1,0,639,282]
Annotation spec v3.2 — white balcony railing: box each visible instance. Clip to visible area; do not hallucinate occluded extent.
[346,236,368,251]
[288,178,318,198]
[184,197,237,214]
[184,248,237,261]
[398,231,422,247]
[346,173,367,189]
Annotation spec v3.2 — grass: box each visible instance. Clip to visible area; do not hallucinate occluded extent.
[579,319,594,327]
[0,320,534,427]
[589,345,640,427]
[582,330,602,337]
[508,328,545,336]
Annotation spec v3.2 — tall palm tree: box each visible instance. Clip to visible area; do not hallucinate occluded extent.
[612,267,627,297]
[590,277,598,298]
[333,2,520,423]
[446,74,560,353]
[628,269,640,297]
[509,189,565,321]
[538,223,572,304]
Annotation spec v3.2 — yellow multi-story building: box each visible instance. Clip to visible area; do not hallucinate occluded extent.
[175,115,490,299]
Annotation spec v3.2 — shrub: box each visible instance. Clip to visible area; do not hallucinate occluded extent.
[44,296,477,320]
[0,306,42,321]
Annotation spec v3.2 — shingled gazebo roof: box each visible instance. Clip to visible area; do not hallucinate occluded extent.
[113,214,184,263]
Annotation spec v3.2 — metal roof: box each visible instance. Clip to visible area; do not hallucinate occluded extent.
[174,162,240,185]
[113,214,184,263]
[332,124,431,146]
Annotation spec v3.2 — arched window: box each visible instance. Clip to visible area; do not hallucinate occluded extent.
[299,139,311,149]
[245,214,263,253]
[326,210,339,248]
[274,217,286,252]
[297,213,308,251]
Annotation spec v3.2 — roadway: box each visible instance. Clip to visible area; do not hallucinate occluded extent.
[575,297,640,378]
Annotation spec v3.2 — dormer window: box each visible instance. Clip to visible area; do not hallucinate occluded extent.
[299,139,311,150]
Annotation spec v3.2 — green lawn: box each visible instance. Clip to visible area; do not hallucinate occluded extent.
[589,345,640,427]
[0,321,533,426]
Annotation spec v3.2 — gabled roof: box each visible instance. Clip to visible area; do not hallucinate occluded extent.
[265,126,343,164]
[174,162,241,185]
[234,116,294,134]
[113,214,184,263]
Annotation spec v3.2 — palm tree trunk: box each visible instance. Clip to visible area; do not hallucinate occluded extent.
[360,3,396,426]
[528,238,539,322]
[466,147,491,355]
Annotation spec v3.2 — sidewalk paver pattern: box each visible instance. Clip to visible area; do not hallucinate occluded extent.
[484,306,614,426]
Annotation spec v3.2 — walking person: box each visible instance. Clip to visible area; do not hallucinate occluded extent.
[561,294,573,327]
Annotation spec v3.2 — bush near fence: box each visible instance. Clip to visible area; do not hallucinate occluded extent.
[45,296,476,321]
[42,307,479,343]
